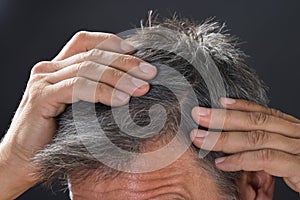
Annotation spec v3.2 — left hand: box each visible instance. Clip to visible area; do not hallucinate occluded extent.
[190,98,300,192]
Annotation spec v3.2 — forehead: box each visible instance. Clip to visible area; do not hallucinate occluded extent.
[69,151,220,200]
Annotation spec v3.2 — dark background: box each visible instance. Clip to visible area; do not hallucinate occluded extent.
[0,0,299,199]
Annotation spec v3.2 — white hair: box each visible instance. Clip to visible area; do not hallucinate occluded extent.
[34,15,267,200]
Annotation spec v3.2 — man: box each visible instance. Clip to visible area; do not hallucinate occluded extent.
[32,18,274,200]
[0,16,299,200]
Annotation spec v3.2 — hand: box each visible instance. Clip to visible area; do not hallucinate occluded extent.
[190,98,300,192]
[0,31,157,199]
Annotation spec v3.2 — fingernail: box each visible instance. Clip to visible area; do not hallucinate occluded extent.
[220,97,236,105]
[131,77,148,88]
[120,41,135,53]
[195,130,208,138]
[197,107,210,116]
[139,62,156,75]
[115,90,129,101]
[215,157,227,164]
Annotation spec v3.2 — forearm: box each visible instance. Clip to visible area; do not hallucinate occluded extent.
[0,161,35,200]
[0,130,38,200]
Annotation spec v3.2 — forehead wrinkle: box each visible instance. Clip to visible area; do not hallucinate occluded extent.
[73,176,192,200]
[69,144,219,199]
[111,154,199,198]
[127,183,192,200]
[123,172,188,192]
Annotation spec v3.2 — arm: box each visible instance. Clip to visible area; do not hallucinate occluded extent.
[0,31,157,200]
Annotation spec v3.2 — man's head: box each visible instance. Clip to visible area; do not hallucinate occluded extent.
[34,17,274,199]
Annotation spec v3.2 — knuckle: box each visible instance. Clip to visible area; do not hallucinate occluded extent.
[83,60,96,67]
[99,33,119,42]
[243,100,253,107]
[105,33,117,40]
[31,61,52,74]
[31,74,46,81]
[82,49,101,60]
[218,132,229,148]
[249,112,269,126]
[75,62,84,73]
[269,108,284,118]
[96,82,106,95]
[110,68,125,82]
[67,77,84,88]
[234,153,244,167]
[76,61,94,73]
[119,55,139,66]
[258,149,273,163]
[247,130,269,147]
[73,31,89,41]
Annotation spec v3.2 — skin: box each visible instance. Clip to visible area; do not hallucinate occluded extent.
[191,98,300,193]
[0,31,157,200]
[68,140,274,200]
[69,150,221,200]
[0,30,297,199]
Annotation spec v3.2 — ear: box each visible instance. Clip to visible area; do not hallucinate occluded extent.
[238,171,274,200]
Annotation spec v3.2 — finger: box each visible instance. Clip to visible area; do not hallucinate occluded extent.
[46,61,150,97]
[53,31,136,61]
[220,97,300,123]
[190,129,300,155]
[54,49,157,80]
[214,149,300,178]
[283,177,300,192]
[191,107,300,138]
[46,77,130,106]
[30,61,62,74]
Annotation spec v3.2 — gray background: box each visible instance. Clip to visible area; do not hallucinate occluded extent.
[0,0,299,199]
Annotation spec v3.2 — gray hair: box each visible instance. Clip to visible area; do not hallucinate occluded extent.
[33,16,267,200]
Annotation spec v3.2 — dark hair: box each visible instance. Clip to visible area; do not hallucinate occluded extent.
[33,16,267,200]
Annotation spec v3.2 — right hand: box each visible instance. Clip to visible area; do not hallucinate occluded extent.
[0,31,157,200]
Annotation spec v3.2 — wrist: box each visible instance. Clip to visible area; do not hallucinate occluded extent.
[0,142,38,200]
[0,135,39,185]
